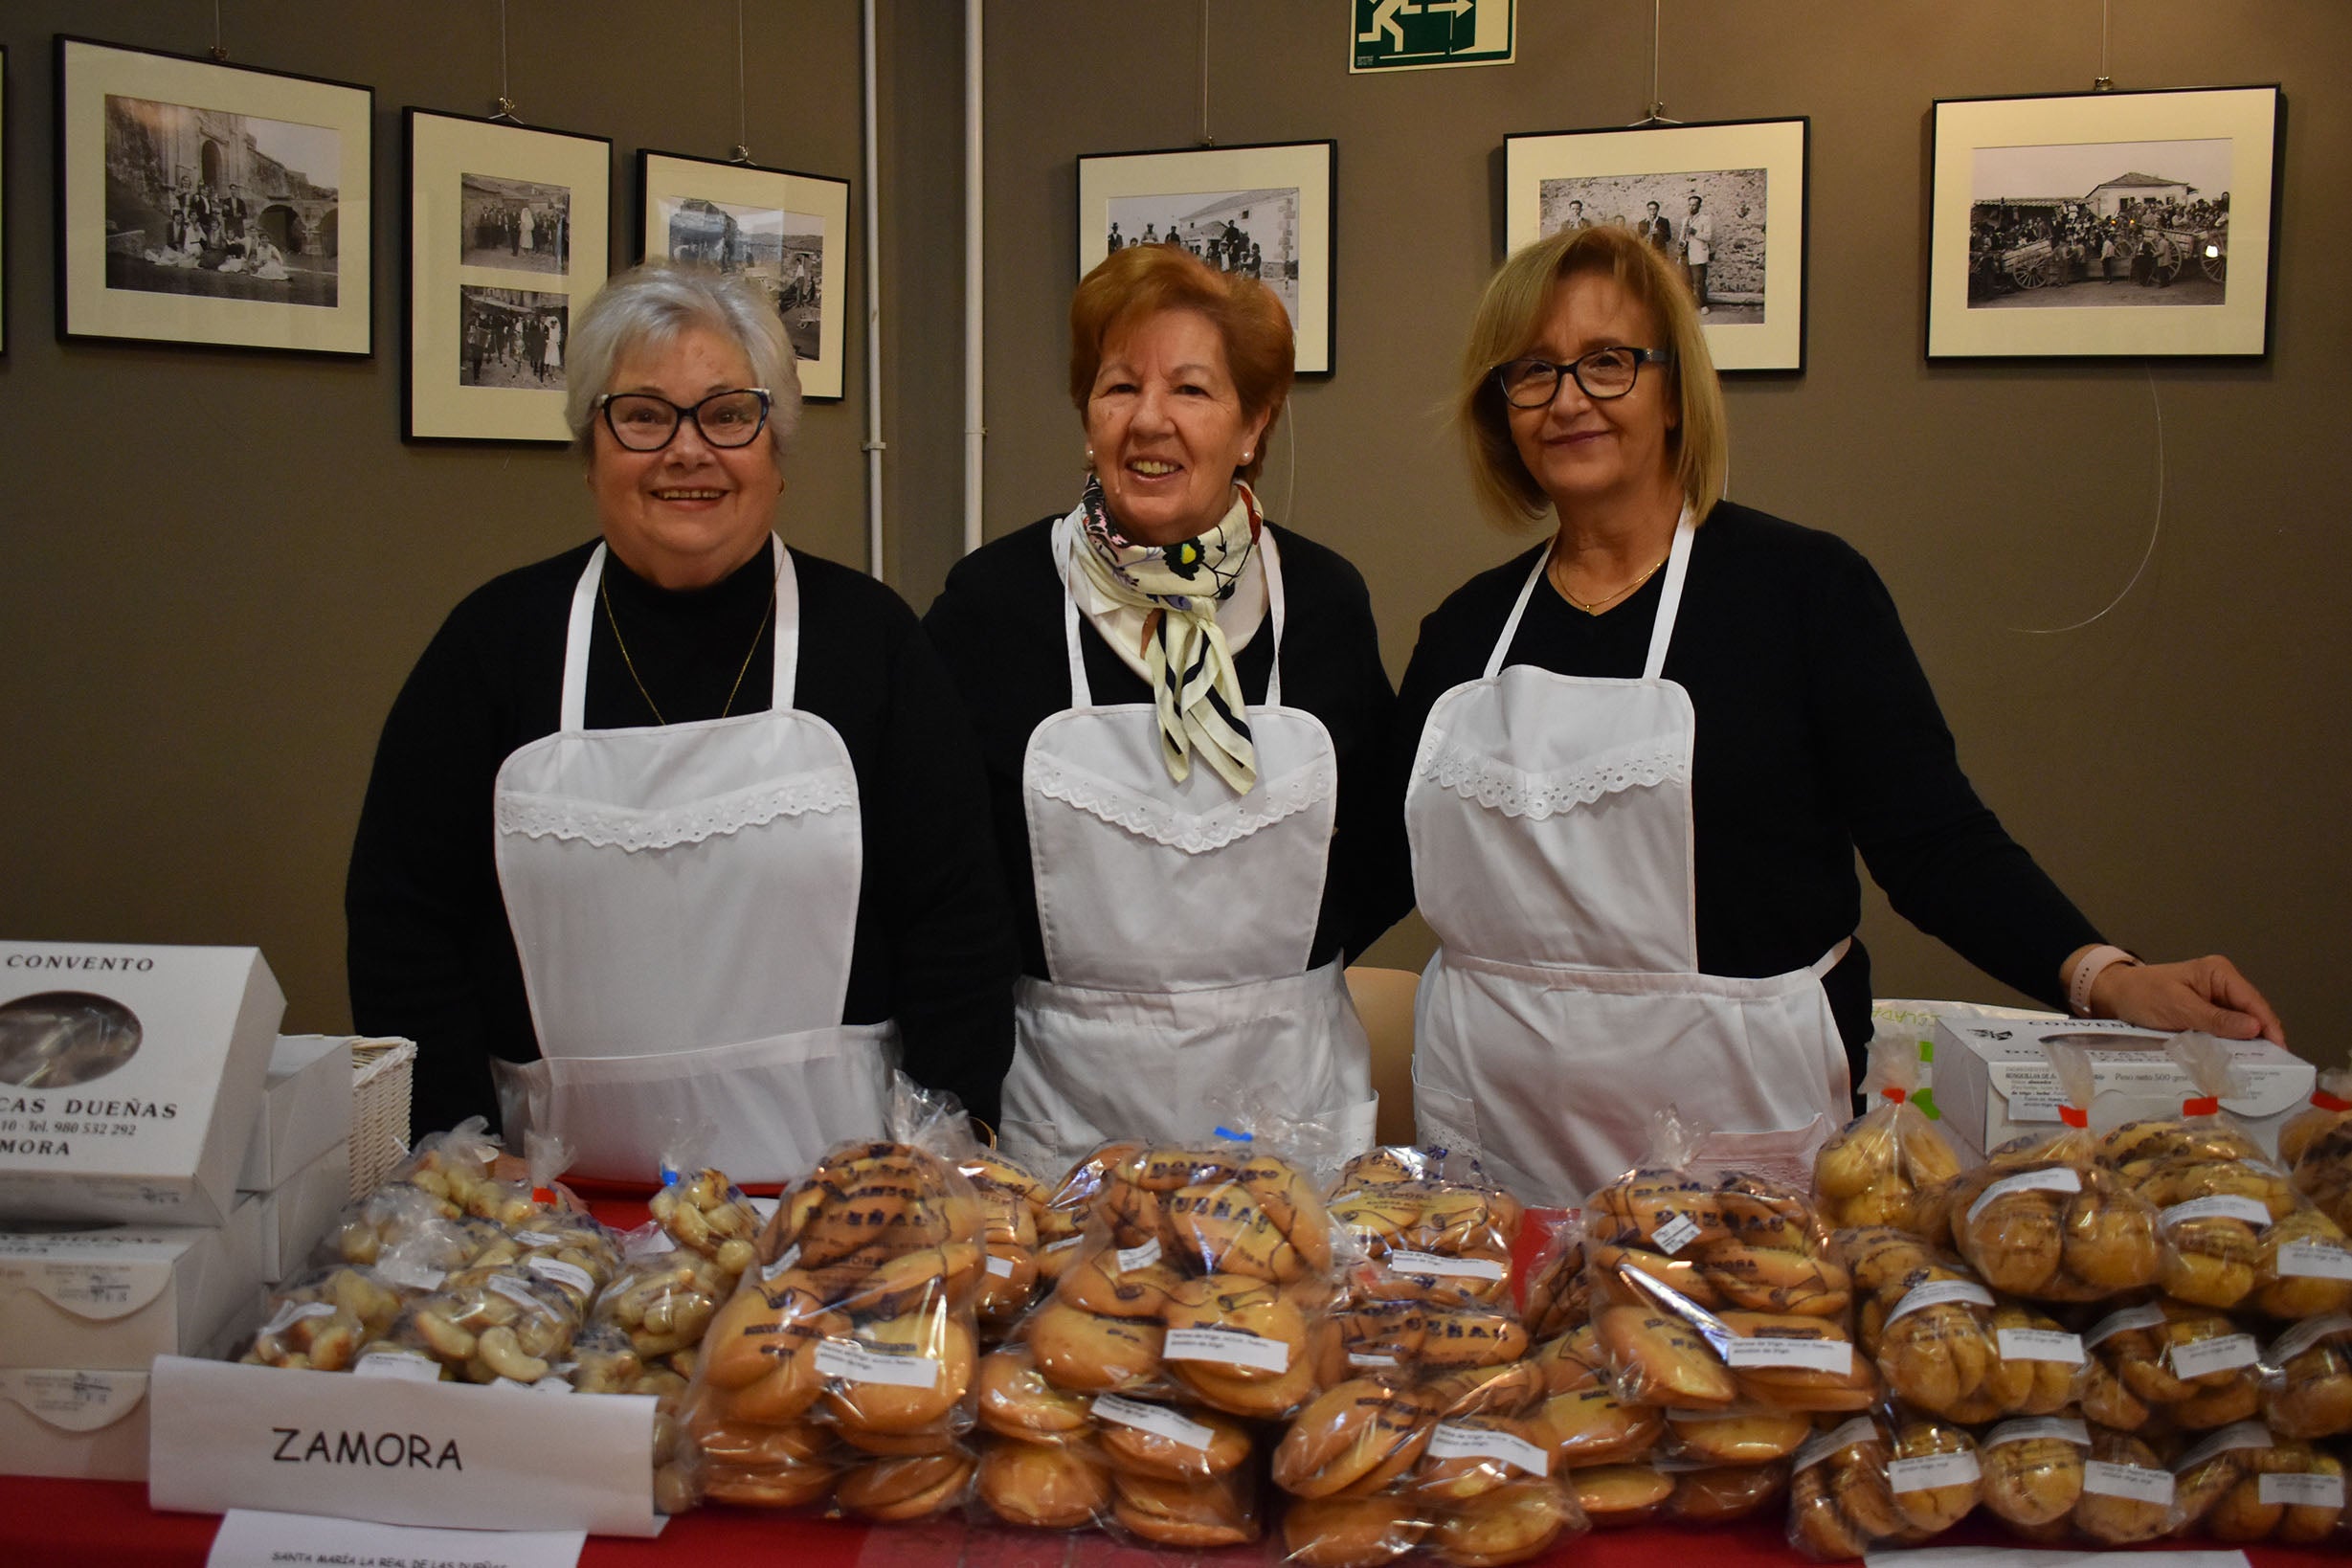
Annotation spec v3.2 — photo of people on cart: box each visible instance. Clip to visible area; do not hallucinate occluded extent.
[1967,136,2231,308]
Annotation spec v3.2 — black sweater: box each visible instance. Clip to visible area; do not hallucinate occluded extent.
[922,516,1399,978]
[1376,503,2103,1080]
[346,539,1019,1138]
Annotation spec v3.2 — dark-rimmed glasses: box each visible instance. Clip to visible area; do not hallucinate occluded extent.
[1494,347,1673,409]
[596,388,773,451]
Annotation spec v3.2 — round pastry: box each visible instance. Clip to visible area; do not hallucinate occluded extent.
[1161,1273,1309,1380]
[1959,1189,2064,1295]
[1667,1460,1788,1522]
[2057,1186,2161,1293]
[1888,1419,1979,1536]
[1979,1429,2084,1527]
[1055,1247,1184,1320]
[1410,1414,1546,1506]
[1664,1404,1809,1466]
[1422,1360,1545,1420]
[1529,1386,1663,1468]
[1595,1306,1736,1409]
[976,1346,1092,1441]
[1273,1378,1435,1499]
[1282,1491,1427,1568]
[1109,1468,1259,1547]
[835,1450,974,1520]
[1097,1400,1252,1481]
[2072,1429,2173,1544]
[1025,1301,1164,1394]
[1413,1305,1533,1371]
[1787,1460,1873,1559]
[832,1422,960,1456]
[1568,1463,1672,1526]
[976,1437,1112,1529]
[695,1420,829,1469]
[698,1272,836,1390]
[698,1458,840,1509]
[822,1310,974,1434]
[1430,1477,1573,1566]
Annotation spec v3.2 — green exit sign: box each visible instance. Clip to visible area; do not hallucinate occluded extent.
[1351,0,1515,73]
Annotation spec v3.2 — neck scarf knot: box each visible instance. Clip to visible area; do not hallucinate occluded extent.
[1070,474,1261,793]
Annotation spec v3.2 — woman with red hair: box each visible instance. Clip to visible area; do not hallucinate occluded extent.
[926,246,1397,1176]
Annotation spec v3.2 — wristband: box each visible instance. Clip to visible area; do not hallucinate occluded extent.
[2069,945,2140,1018]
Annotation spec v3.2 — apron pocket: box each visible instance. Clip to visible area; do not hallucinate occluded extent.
[1408,1079,1483,1171]
[501,1025,899,1185]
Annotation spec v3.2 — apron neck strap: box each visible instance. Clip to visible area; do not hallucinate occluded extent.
[561,534,792,732]
[1484,505,1698,683]
[1054,509,1288,707]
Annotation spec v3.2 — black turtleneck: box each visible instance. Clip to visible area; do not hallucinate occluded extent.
[346,538,1018,1139]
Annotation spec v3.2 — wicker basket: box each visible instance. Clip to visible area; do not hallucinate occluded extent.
[347,1037,416,1200]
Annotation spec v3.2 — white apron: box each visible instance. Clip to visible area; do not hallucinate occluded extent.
[1406,518,1850,1206]
[489,537,897,1183]
[997,511,1378,1176]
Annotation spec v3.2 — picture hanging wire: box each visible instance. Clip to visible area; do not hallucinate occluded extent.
[2012,370,2165,636]
[2094,0,2114,91]
[730,0,753,163]
[210,0,228,61]
[1632,0,1681,127]
[1199,0,1214,146]
[489,0,520,122]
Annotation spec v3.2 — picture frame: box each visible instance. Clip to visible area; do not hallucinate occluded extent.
[1077,140,1337,376]
[637,150,850,401]
[54,34,371,355]
[405,108,611,443]
[1504,118,1809,373]
[1926,85,2281,361]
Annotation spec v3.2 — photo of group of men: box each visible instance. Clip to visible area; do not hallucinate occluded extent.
[459,286,568,390]
[1537,168,1769,325]
[459,173,572,276]
[102,94,341,306]
[1104,187,1304,321]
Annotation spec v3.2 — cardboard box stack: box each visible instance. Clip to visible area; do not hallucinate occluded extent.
[0,942,286,1480]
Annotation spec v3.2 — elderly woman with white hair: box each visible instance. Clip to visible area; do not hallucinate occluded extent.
[347,262,1016,1183]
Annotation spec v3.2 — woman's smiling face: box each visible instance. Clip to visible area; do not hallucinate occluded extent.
[1083,307,1270,547]
[591,325,781,589]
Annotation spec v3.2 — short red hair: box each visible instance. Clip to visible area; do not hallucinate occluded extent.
[1068,243,1294,484]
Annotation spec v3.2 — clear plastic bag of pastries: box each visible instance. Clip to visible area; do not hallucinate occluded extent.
[2166,1418,2347,1544]
[645,1122,764,1284]
[666,1079,990,1515]
[1514,1210,1586,1340]
[2280,1066,2352,1233]
[2084,1295,2264,1431]
[1783,1408,1982,1559]
[2258,1311,2352,1438]
[1581,1114,1872,1416]
[1812,1035,1963,1234]
[1942,1043,2162,1303]
[1996,1422,2184,1545]
[2099,1039,2352,1320]
[1326,1146,1525,1312]
[953,1146,1049,1340]
[1839,1225,2085,1422]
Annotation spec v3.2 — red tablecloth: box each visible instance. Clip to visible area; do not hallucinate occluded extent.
[6,1477,2345,1567]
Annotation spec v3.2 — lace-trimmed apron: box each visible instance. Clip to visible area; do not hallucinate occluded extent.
[1405,516,1850,1206]
[489,536,897,1182]
[997,510,1378,1177]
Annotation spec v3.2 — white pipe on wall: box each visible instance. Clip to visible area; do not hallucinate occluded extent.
[862,0,886,579]
[963,0,984,555]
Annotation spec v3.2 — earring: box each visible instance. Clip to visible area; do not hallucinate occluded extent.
[1241,451,1252,463]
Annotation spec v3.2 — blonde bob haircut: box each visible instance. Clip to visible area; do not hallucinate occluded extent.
[1455,224,1727,530]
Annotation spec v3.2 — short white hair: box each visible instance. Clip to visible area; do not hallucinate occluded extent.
[564,261,802,466]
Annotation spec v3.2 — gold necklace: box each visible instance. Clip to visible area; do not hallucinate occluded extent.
[1552,550,1669,616]
[598,564,778,726]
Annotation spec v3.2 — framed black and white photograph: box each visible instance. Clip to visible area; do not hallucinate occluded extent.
[405,108,610,442]
[637,150,849,401]
[1077,140,1337,376]
[1505,118,1809,372]
[55,35,371,354]
[1927,86,2281,360]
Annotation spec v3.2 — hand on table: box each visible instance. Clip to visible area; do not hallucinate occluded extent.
[2090,953,2285,1046]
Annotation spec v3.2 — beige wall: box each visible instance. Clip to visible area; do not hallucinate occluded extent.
[3,3,2346,1063]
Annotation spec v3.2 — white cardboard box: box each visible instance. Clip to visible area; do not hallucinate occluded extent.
[0,942,285,1226]
[237,1036,354,1193]
[233,1141,351,1285]
[0,1367,153,1480]
[1932,1016,2317,1159]
[0,1223,261,1370]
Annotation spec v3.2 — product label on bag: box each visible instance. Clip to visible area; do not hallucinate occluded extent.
[984,1254,1016,1278]
[2086,1302,2168,1348]
[2159,1195,2275,1229]
[1793,1417,1881,1472]
[2175,1421,2272,1473]
[1649,1214,1702,1255]
[1348,1353,1399,1368]
[2265,1312,2352,1365]
[1092,1394,1217,1450]
[2278,1241,2352,1280]
[2168,1333,2258,1379]
[814,1338,942,1389]
[2082,1460,2175,1506]
[1966,1166,2081,1225]
[1162,1327,1289,1374]
[1984,1417,2090,1450]
[2260,1471,2345,1507]
[1386,1248,1507,1281]
[1116,1239,1163,1273]
[1996,1327,2085,1364]
[350,1352,444,1383]
[376,1257,446,1292]
[259,1300,336,1338]
[515,1230,565,1249]
[1886,1278,1995,1325]
[487,1275,551,1313]
[1889,1450,1982,1493]
[526,1258,594,1296]
[1425,1422,1550,1476]
[1722,1335,1850,1375]
[759,1243,802,1282]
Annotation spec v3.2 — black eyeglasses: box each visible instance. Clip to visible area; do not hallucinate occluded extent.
[596,388,773,451]
[1494,347,1673,408]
